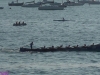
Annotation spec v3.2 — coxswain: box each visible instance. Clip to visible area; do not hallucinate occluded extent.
[63,18,65,21]
[30,42,33,49]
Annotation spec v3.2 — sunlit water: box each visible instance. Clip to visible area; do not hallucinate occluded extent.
[0,0,100,75]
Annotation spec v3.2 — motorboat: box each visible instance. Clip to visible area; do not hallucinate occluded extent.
[53,19,74,21]
[53,20,70,21]
[50,2,61,5]
[22,0,54,7]
[50,2,67,7]
[63,0,84,6]
[53,18,74,21]
[0,7,4,9]
[88,1,100,4]
[42,0,67,7]
[8,0,24,6]
[8,3,24,6]
[79,0,100,4]
[38,4,64,10]
[42,0,54,4]
[69,2,84,6]
[78,0,92,3]
[22,1,42,7]
[54,18,69,21]
[64,2,84,6]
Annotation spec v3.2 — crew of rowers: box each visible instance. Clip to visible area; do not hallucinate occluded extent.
[14,21,26,25]
[41,43,96,49]
[30,42,96,50]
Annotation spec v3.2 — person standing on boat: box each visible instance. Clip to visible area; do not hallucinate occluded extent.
[63,18,65,21]
[30,42,33,49]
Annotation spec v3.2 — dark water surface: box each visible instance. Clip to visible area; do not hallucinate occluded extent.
[0,0,100,75]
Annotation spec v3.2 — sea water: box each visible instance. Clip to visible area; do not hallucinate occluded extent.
[0,0,100,75]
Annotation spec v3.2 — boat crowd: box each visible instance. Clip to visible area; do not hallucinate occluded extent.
[1,0,100,10]
[4,0,100,10]
[33,43,96,50]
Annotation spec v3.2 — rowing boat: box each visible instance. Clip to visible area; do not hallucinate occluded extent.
[20,43,100,52]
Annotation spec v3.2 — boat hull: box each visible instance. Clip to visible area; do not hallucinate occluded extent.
[20,44,100,52]
[38,6,64,10]
[13,23,27,26]
[22,4,40,7]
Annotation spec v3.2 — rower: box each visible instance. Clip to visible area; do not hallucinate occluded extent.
[12,1,14,3]
[22,21,24,24]
[68,45,70,47]
[30,42,33,49]
[63,18,65,21]
[19,21,20,25]
[92,43,94,45]
[84,44,86,46]
[76,45,78,47]
[43,46,46,49]
[52,46,54,49]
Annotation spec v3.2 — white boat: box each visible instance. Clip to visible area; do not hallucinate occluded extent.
[79,0,100,4]
[42,0,67,7]
[38,4,64,10]
[69,2,84,6]
[88,1,100,4]
[78,0,91,3]
[50,2,67,7]
[8,0,23,6]
[63,0,84,6]
[42,0,54,3]
[22,1,42,7]
[50,2,61,5]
